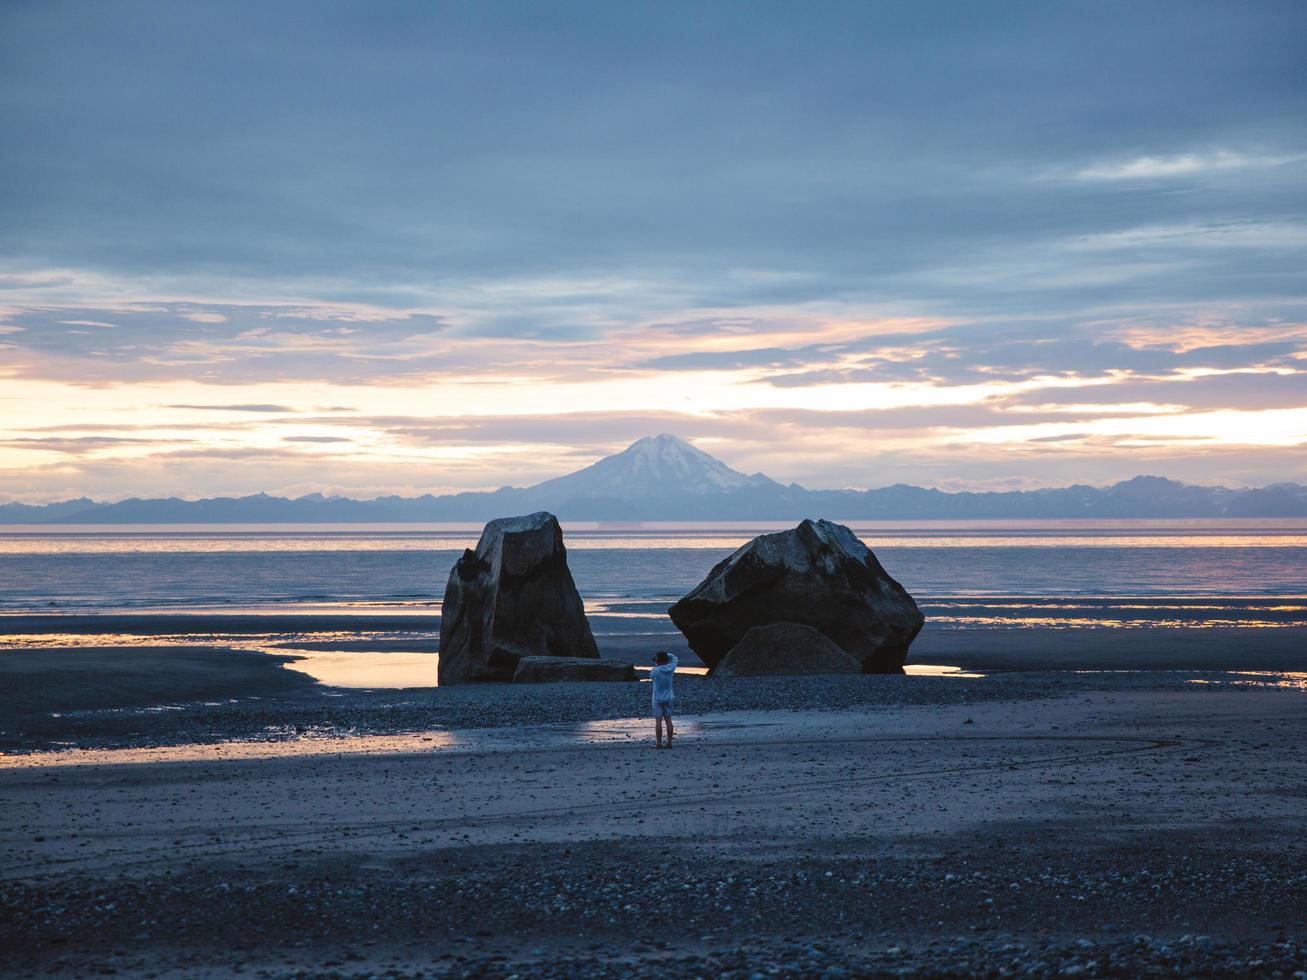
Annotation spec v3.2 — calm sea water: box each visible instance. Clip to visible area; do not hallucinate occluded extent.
[1,520,1304,616]
[4,520,1304,686]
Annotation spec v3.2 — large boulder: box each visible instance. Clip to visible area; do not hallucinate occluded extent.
[512,656,636,683]
[668,519,924,674]
[438,512,599,684]
[715,622,861,677]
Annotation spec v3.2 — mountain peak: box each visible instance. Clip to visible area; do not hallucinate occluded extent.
[629,433,694,451]
[532,435,776,499]
[1111,475,1185,489]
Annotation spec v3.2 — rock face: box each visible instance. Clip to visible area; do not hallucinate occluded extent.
[512,656,636,683]
[438,512,599,684]
[714,622,861,677]
[668,519,924,674]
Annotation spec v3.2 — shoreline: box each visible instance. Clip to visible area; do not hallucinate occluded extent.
[4,612,1305,975]
[4,609,1306,663]
[2,654,1303,757]
[3,612,1305,755]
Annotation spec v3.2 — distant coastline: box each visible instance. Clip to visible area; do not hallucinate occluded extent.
[5,476,1306,523]
[4,436,1307,523]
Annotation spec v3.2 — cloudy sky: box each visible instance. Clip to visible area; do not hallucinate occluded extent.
[2,0,1305,501]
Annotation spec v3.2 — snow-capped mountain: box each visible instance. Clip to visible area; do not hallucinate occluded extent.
[528,434,778,500]
[3,436,1306,522]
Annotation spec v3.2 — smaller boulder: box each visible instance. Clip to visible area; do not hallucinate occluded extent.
[714,622,860,677]
[512,656,637,684]
[438,511,599,685]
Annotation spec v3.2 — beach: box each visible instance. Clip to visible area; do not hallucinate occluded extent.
[4,674,1307,977]
[4,619,1307,753]
[3,521,1306,975]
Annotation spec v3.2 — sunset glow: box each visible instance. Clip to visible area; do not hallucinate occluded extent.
[1,3,1303,501]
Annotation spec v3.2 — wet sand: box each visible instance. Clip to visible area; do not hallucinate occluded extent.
[0,647,315,721]
[3,621,1306,976]
[3,623,1306,755]
[914,623,1307,671]
[3,678,1307,977]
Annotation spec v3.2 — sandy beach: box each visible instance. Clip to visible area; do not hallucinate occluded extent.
[3,664,1307,977]
[3,569,1305,977]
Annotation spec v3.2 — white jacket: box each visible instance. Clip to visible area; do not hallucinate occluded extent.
[650,653,678,703]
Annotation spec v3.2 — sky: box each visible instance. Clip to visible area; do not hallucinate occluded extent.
[1,0,1305,502]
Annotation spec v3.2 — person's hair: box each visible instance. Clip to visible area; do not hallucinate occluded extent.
[654,650,669,664]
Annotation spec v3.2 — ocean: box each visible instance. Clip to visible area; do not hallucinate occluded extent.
[3,520,1305,685]
[2,518,1305,614]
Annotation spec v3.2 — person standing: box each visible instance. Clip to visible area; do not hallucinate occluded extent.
[650,650,678,749]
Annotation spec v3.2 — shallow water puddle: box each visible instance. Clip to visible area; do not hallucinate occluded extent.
[904,664,983,678]
[276,652,719,687]
[276,653,975,688]
[1187,671,1307,691]
[0,730,465,768]
[634,663,709,679]
[5,704,986,769]
[0,715,725,768]
[279,650,438,687]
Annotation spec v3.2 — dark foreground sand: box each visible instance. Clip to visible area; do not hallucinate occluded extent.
[3,671,1307,978]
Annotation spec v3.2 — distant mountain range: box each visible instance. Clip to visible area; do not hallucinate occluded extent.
[5,434,1307,522]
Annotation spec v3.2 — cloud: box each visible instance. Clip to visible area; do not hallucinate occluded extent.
[1068,222,1307,252]
[0,435,192,456]
[166,403,297,413]
[1106,321,1307,353]
[1010,370,1307,412]
[639,347,818,372]
[0,0,1304,496]
[754,321,1305,390]
[1072,150,1302,181]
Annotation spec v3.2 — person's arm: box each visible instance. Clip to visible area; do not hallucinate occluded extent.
[667,653,679,669]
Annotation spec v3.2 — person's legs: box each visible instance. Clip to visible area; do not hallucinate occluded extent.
[655,714,664,747]
[666,711,674,747]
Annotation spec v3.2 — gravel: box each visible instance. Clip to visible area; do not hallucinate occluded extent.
[4,837,1306,977]
[6,669,1305,977]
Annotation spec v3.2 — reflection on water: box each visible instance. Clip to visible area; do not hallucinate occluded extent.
[0,629,439,651]
[247,655,981,688]
[281,651,437,688]
[585,605,669,618]
[904,664,984,678]
[1188,671,1307,691]
[5,595,1305,634]
[929,601,1307,611]
[0,729,465,769]
[4,521,1306,616]
[1,628,985,689]
[572,716,691,743]
[2,715,715,768]
[4,520,1303,693]
[930,616,1303,629]
[634,664,710,678]
[4,518,1307,555]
